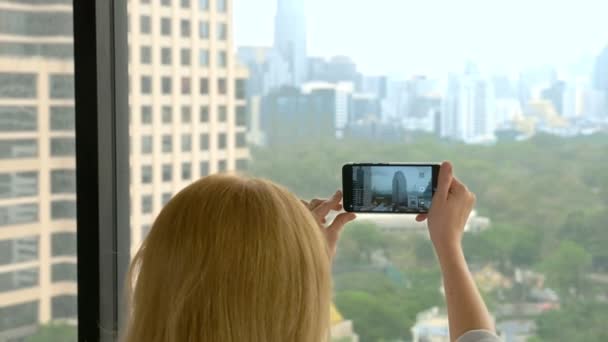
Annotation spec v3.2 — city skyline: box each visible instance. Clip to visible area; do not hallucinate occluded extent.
[234,0,608,75]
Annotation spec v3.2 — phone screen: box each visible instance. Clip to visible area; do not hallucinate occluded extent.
[343,164,439,214]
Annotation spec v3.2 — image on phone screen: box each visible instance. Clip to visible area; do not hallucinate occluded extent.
[348,165,435,213]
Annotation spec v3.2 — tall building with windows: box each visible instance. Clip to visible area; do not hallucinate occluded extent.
[0,0,248,339]
[274,0,307,87]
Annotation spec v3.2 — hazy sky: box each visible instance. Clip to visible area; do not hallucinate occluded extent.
[234,0,608,76]
[371,166,431,193]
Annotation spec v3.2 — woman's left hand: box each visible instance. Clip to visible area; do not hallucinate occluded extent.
[302,190,357,258]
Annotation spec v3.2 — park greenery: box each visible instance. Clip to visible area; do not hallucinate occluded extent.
[250,132,608,342]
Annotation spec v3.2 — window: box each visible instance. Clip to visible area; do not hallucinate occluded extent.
[218,133,227,149]
[162,135,172,153]
[0,140,37,159]
[199,49,209,66]
[218,50,227,67]
[141,76,152,94]
[218,160,227,172]
[0,172,38,198]
[199,21,209,39]
[181,106,191,123]
[162,164,172,182]
[236,159,248,171]
[142,136,153,154]
[0,73,36,98]
[161,0,171,6]
[141,224,151,240]
[200,106,209,122]
[181,0,190,8]
[141,46,152,64]
[0,204,38,226]
[0,302,38,331]
[49,74,74,99]
[236,106,247,126]
[51,232,76,257]
[200,77,209,95]
[199,0,209,10]
[0,237,37,266]
[236,79,246,99]
[200,161,209,176]
[236,132,246,147]
[199,133,209,150]
[217,23,227,40]
[51,200,76,220]
[50,138,75,157]
[181,77,191,94]
[141,195,153,214]
[161,17,171,36]
[162,106,172,123]
[217,0,227,12]
[51,169,75,194]
[180,19,190,37]
[218,78,227,95]
[181,162,192,180]
[141,165,152,184]
[140,15,151,34]
[0,107,37,132]
[181,134,192,152]
[0,268,38,292]
[161,76,172,94]
[180,48,191,66]
[50,106,75,131]
[141,106,152,124]
[161,47,172,65]
[51,295,77,319]
[52,263,77,282]
[218,106,227,122]
[162,193,172,205]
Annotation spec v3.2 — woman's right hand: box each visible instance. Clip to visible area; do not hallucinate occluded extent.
[415,161,476,255]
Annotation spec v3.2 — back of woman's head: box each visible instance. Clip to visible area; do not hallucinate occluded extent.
[123,175,331,342]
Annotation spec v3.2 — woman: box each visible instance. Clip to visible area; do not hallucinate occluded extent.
[122,161,500,342]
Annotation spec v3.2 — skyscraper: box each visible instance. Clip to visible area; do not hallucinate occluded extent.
[0,0,248,339]
[274,0,308,86]
[392,171,408,207]
[592,45,608,118]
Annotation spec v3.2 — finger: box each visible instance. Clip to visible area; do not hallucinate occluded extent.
[313,190,342,218]
[435,161,454,201]
[450,177,468,196]
[327,212,357,234]
[415,214,428,222]
[309,198,325,209]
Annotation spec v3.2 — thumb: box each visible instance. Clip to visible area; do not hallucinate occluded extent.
[435,161,453,201]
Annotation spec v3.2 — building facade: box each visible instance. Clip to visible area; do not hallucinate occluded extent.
[0,0,248,339]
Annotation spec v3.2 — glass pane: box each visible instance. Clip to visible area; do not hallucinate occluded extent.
[0,0,77,340]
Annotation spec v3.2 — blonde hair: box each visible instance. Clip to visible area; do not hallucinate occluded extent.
[122,175,331,342]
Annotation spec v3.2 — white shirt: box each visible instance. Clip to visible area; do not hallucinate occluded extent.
[457,330,502,342]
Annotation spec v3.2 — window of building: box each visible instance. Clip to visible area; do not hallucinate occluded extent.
[162,135,172,153]
[181,0,190,8]
[51,169,76,194]
[180,48,191,66]
[218,160,227,172]
[51,200,76,220]
[199,133,209,150]
[0,204,38,226]
[162,106,172,123]
[218,105,227,122]
[161,76,172,94]
[52,263,77,282]
[181,106,191,123]
[141,105,152,124]
[141,46,152,64]
[217,0,227,12]
[218,78,227,95]
[199,49,209,66]
[162,164,172,182]
[161,47,172,65]
[218,50,227,67]
[0,73,36,98]
[0,268,39,293]
[181,134,192,152]
[181,162,192,180]
[0,107,37,132]
[141,224,151,240]
[161,0,171,6]
[51,232,76,257]
[141,135,153,154]
[0,302,38,331]
[200,77,209,95]
[217,23,227,40]
[162,193,172,205]
[0,140,37,159]
[236,79,246,99]
[218,133,227,149]
[140,15,151,34]
[50,106,75,131]
[0,172,38,199]
[200,106,209,122]
[161,17,171,36]
[141,195,153,214]
[51,295,77,320]
[199,0,208,10]
[236,106,247,126]
[49,74,74,99]
[236,132,247,147]
[181,77,191,94]
[141,165,152,184]
[180,19,190,37]
[141,76,152,94]
[50,138,75,157]
[199,161,209,177]
[199,21,209,39]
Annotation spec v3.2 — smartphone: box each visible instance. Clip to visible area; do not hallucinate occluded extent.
[342,163,440,214]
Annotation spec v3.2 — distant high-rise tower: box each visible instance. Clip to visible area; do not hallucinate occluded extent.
[392,171,408,206]
[593,46,608,94]
[274,0,308,86]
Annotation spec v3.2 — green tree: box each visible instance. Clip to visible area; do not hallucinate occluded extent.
[535,302,608,342]
[26,323,77,342]
[540,240,592,298]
